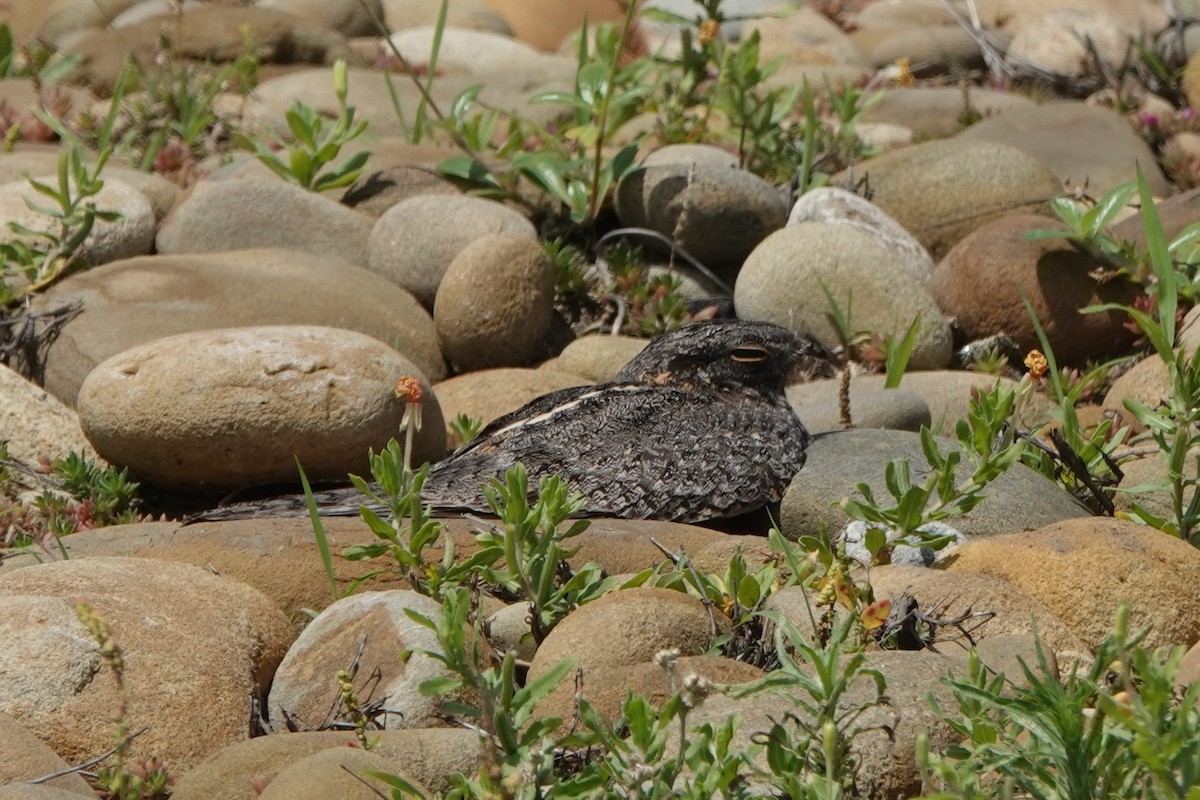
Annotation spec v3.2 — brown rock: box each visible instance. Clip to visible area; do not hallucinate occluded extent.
[156,177,375,266]
[869,564,1091,661]
[554,334,649,383]
[76,326,446,488]
[258,746,428,800]
[433,368,591,432]
[0,363,102,468]
[932,214,1139,364]
[956,101,1171,196]
[686,649,963,800]
[0,557,292,772]
[844,139,1060,259]
[170,728,480,800]
[434,234,557,371]
[340,165,462,218]
[30,248,445,406]
[534,655,762,729]
[527,588,730,683]
[0,711,94,795]
[367,195,536,309]
[1102,354,1170,433]
[942,517,1200,650]
[268,590,481,730]
[484,0,623,50]
[58,7,351,93]
[563,519,742,575]
[0,518,454,624]
[1180,640,1200,689]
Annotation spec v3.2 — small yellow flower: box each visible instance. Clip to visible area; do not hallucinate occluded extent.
[1024,349,1048,379]
[698,17,720,45]
[894,57,914,87]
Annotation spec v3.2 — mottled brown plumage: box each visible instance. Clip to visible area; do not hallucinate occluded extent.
[190,319,827,524]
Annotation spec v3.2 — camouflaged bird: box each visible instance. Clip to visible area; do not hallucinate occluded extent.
[190,319,829,524]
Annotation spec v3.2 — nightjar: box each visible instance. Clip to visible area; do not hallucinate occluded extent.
[191,319,829,524]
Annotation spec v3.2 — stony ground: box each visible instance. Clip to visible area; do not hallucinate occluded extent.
[2,1,1200,798]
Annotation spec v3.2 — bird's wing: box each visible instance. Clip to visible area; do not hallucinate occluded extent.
[422,385,809,522]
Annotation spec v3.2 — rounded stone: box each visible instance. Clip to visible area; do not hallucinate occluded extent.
[842,139,1060,259]
[734,222,953,369]
[386,26,570,82]
[259,746,429,800]
[943,517,1200,650]
[0,176,154,267]
[787,371,1055,433]
[368,195,537,309]
[268,590,478,730]
[0,711,94,795]
[533,655,762,730]
[554,334,649,383]
[1102,353,1170,432]
[484,0,622,49]
[256,0,384,36]
[869,565,1090,661]
[527,587,731,683]
[787,187,935,281]
[30,248,445,406]
[791,384,931,434]
[1006,9,1129,77]
[860,86,1036,141]
[0,363,101,466]
[434,234,556,371]
[956,101,1172,196]
[685,649,962,800]
[780,428,1089,542]
[0,557,292,772]
[53,6,352,93]
[433,367,590,430]
[169,728,480,800]
[0,518,419,623]
[486,602,539,661]
[931,214,1140,365]
[615,163,787,279]
[156,177,374,265]
[563,519,742,575]
[76,325,446,488]
[642,143,740,169]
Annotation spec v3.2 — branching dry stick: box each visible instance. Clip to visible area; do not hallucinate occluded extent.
[22,727,150,785]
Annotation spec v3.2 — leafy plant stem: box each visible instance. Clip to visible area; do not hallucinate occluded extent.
[587,0,640,223]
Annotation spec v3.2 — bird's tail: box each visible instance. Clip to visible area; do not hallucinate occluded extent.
[182,485,371,525]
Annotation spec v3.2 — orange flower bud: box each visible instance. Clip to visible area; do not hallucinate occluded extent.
[394,376,424,404]
[1024,349,1048,379]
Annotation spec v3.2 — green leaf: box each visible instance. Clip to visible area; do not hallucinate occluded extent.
[360,770,425,797]
[288,149,314,186]
[417,675,462,697]
[1085,181,1137,238]
[863,525,887,558]
[530,90,593,111]
[1022,228,1073,242]
[575,61,611,108]
[514,656,575,710]
[449,83,485,119]
[512,152,571,204]
[437,154,501,187]
[884,314,920,389]
[1137,163,1177,349]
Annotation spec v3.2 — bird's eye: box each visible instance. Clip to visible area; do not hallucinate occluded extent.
[731,345,770,363]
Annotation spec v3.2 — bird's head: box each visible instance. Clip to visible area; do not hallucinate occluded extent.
[615,319,835,398]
